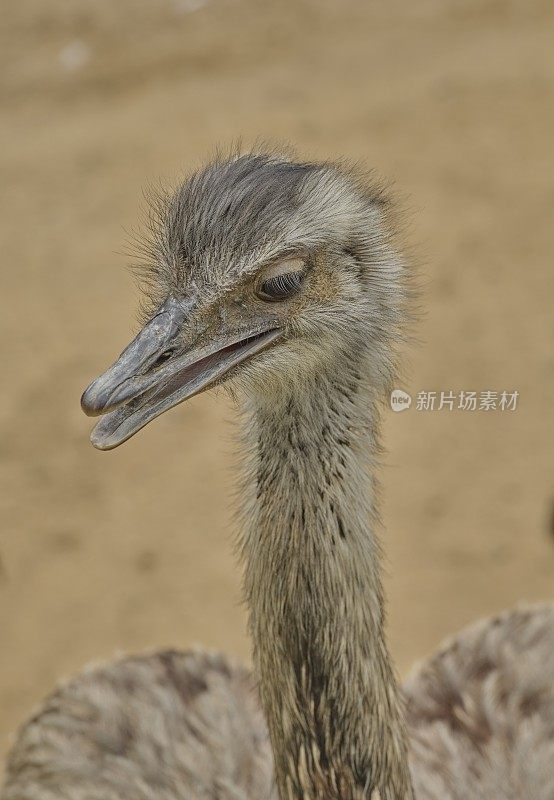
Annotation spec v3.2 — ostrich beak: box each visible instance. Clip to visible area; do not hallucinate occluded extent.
[81,296,282,450]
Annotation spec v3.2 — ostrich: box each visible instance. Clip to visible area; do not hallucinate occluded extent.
[2,152,553,800]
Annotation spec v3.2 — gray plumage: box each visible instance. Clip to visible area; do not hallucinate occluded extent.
[3,607,553,800]
[3,651,274,800]
[3,150,553,800]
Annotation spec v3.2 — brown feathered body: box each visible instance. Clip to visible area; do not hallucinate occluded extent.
[2,152,553,799]
[3,605,553,799]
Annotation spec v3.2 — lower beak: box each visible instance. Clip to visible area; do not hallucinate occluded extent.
[81,297,281,450]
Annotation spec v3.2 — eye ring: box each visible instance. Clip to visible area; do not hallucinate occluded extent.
[256,270,306,302]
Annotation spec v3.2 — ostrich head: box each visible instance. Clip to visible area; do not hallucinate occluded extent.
[81,152,406,449]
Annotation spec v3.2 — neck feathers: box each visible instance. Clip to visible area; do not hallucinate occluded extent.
[238,355,413,800]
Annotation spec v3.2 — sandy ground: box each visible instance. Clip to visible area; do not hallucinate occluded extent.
[1,0,553,764]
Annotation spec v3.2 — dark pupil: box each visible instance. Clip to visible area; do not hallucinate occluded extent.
[260,271,304,301]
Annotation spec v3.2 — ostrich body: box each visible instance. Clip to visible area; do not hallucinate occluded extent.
[2,153,553,800]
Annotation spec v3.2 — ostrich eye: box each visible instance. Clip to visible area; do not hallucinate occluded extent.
[257,270,305,302]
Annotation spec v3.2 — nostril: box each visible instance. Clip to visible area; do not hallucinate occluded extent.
[152,349,175,369]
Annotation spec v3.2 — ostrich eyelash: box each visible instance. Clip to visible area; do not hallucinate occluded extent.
[257,270,305,302]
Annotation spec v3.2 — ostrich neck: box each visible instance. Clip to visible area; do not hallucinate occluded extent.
[240,359,414,800]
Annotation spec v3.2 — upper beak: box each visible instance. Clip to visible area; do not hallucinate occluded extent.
[81,296,281,450]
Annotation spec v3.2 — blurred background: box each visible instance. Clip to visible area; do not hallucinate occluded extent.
[1,0,553,762]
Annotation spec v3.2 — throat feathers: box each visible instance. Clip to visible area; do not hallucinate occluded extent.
[240,355,414,800]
